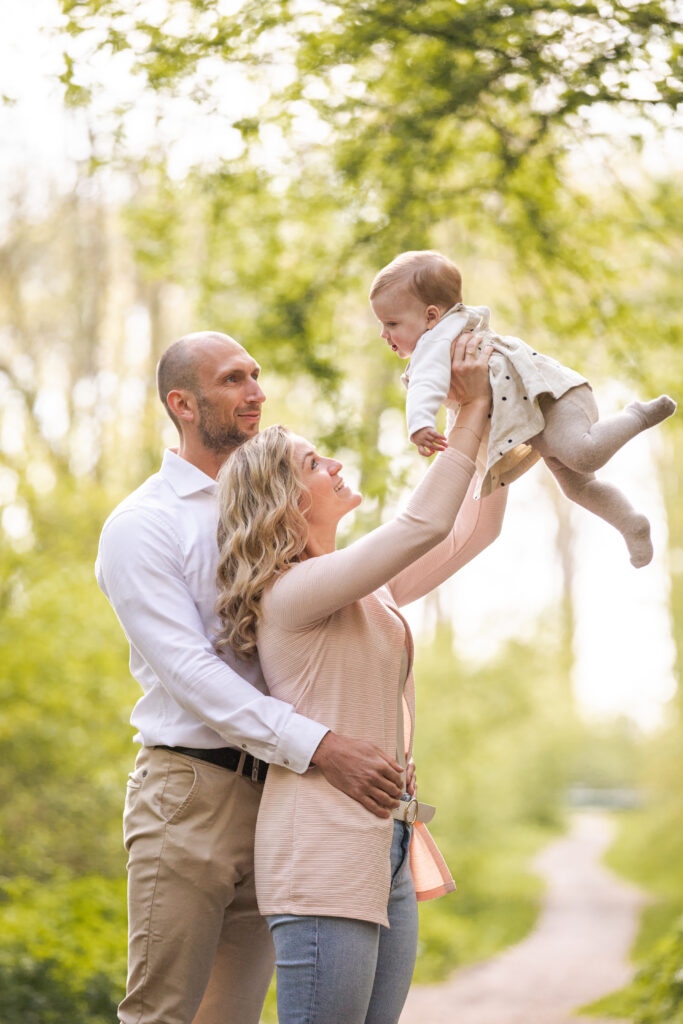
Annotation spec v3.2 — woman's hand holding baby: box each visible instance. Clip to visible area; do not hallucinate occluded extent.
[446,332,493,462]
[448,332,493,408]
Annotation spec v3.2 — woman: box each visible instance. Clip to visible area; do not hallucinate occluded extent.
[215,335,505,1024]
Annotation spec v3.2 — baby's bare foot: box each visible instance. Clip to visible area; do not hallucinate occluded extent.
[626,513,653,568]
[626,395,677,431]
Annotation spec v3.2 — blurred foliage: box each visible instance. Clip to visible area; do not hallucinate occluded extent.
[567,717,645,791]
[59,2,683,130]
[410,623,576,980]
[584,912,683,1023]
[580,422,683,1019]
[621,918,683,1024]
[0,876,126,1024]
[56,1,683,342]
[661,422,683,718]
[0,479,136,879]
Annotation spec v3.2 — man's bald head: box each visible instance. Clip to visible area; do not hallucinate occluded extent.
[157,331,243,429]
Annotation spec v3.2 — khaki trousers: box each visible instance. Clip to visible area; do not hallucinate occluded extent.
[119,746,275,1024]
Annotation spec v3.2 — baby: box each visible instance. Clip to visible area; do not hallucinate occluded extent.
[370,250,676,568]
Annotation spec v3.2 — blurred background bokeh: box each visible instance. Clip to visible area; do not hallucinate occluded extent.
[0,2,681,1021]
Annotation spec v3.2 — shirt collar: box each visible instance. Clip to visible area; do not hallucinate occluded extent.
[160,449,218,497]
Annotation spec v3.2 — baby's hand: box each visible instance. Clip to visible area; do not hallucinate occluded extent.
[411,426,448,457]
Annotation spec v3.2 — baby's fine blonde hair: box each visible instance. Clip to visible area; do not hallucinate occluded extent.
[215,425,309,659]
[369,250,463,309]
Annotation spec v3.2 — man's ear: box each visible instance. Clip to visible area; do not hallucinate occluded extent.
[167,389,196,423]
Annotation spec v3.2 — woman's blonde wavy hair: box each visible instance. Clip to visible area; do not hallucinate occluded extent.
[215,425,309,659]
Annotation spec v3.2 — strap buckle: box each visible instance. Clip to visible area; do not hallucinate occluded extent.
[403,797,419,825]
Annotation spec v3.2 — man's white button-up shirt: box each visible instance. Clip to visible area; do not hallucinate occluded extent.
[95,449,327,772]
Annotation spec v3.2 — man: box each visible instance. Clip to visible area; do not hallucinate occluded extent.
[96,331,405,1024]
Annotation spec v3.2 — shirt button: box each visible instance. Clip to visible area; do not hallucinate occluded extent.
[241,744,247,750]
[284,759,290,766]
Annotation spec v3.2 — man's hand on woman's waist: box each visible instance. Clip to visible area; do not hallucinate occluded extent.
[310,732,403,819]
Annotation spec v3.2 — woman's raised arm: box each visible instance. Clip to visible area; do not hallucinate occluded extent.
[265,334,494,630]
[264,444,478,629]
[386,476,506,607]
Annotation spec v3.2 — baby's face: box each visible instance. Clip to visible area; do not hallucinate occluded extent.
[371,286,439,359]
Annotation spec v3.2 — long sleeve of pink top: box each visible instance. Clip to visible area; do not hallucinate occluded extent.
[266,446,506,629]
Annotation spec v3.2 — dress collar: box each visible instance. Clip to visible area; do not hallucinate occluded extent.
[442,302,466,319]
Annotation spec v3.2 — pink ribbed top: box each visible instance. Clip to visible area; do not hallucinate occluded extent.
[254,447,506,926]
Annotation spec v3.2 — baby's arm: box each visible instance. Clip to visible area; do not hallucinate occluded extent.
[406,330,453,450]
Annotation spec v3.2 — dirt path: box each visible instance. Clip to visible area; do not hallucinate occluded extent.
[400,812,647,1024]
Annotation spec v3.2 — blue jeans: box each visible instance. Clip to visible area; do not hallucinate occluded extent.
[266,819,418,1024]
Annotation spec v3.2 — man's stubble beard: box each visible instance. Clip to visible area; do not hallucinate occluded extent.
[196,394,251,454]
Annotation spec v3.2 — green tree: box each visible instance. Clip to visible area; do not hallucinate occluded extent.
[58,1,682,246]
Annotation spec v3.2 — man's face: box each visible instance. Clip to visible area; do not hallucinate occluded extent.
[194,341,265,452]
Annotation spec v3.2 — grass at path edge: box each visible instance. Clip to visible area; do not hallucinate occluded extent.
[579,808,683,1023]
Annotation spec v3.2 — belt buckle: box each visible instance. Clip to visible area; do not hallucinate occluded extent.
[404,797,418,824]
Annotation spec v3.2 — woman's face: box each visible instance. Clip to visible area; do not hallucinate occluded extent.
[291,435,362,531]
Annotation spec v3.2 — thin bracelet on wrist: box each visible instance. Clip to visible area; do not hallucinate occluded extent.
[452,424,482,444]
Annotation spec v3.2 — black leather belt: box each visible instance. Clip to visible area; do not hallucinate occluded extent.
[156,745,268,783]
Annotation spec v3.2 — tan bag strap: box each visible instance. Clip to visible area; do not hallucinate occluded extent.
[396,648,409,773]
[394,647,436,825]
